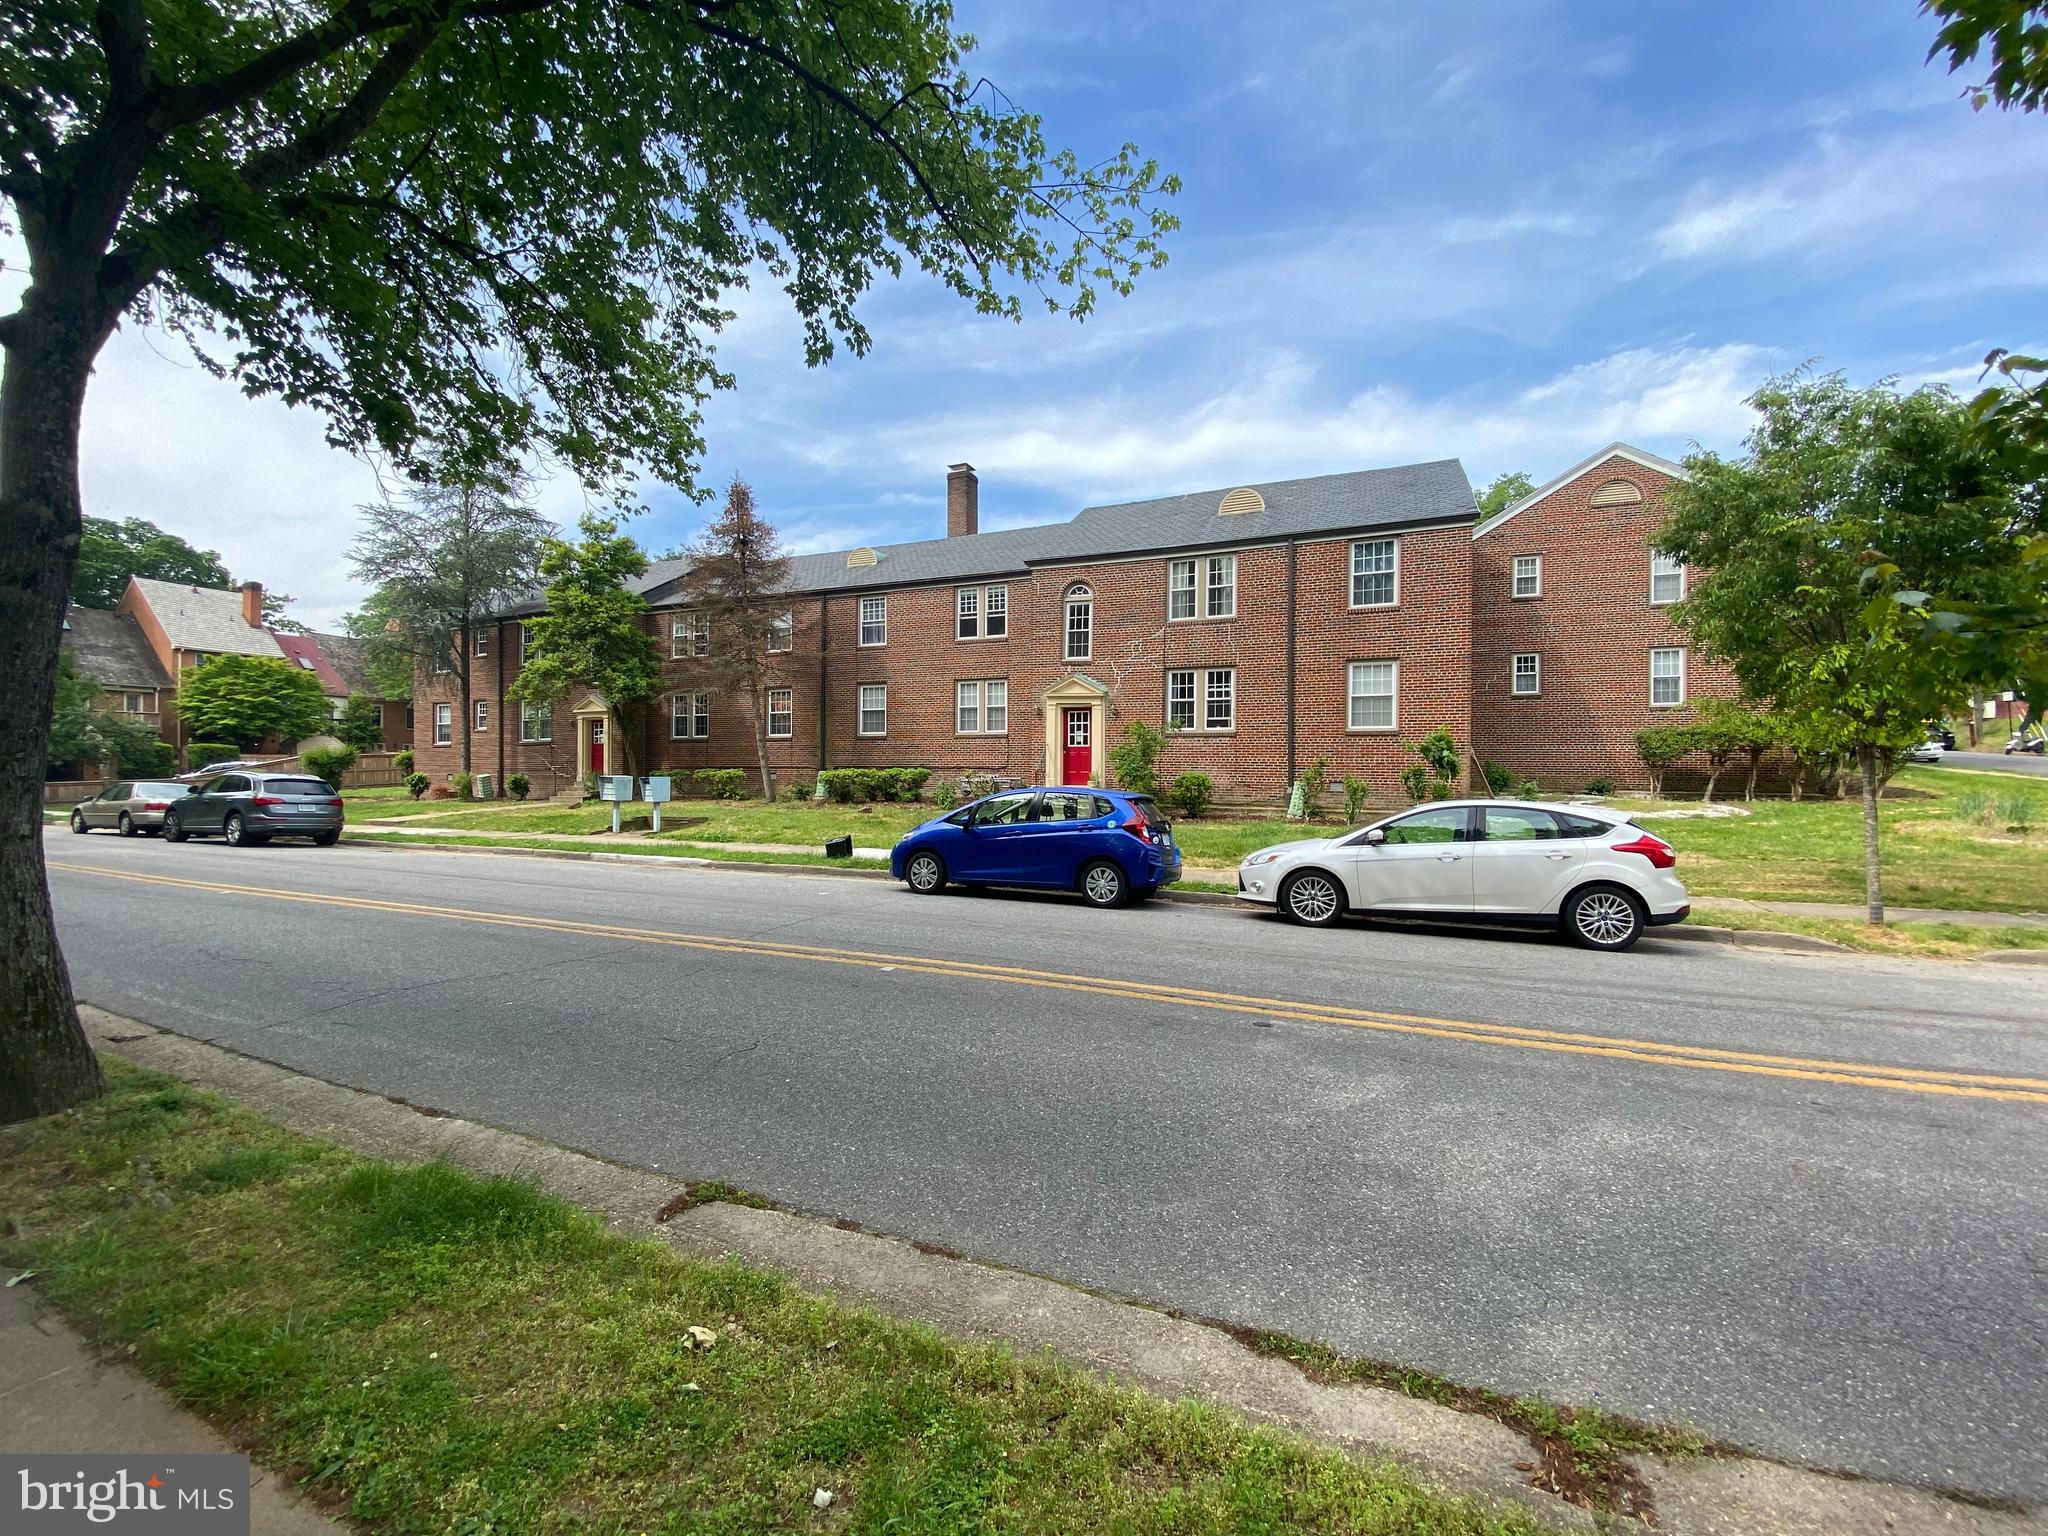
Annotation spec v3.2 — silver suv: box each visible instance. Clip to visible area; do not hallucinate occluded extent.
[162,773,344,847]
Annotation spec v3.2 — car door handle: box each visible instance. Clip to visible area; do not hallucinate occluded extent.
[1436,852,1461,862]
[1544,851,1569,860]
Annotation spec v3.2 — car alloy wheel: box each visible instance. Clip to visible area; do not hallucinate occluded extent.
[163,812,185,843]
[905,852,946,893]
[1568,886,1643,951]
[69,810,88,833]
[224,813,248,847]
[1280,870,1343,926]
[1080,860,1128,908]
[118,813,136,837]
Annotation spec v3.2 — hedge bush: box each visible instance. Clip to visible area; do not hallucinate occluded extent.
[817,767,930,803]
[507,774,530,801]
[450,770,474,800]
[186,741,237,772]
[116,736,177,777]
[1166,771,1213,818]
[692,768,748,800]
[392,749,415,776]
[301,745,359,790]
[1479,759,1514,796]
[404,772,430,800]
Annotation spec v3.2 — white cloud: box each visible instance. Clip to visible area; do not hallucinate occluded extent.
[788,341,1769,510]
[1653,123,2048,266]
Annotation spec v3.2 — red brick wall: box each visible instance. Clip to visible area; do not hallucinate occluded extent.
[412,522,1474,804]
[1472,456,1737,792]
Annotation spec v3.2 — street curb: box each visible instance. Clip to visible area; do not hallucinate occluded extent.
[1974,949,2048,966]
[71,1006,2045,1536]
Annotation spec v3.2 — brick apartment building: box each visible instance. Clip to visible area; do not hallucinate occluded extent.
[415,443,1729,803]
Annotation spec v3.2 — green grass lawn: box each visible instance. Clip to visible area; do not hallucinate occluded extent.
[0,1063,1556,1536]
[1654,766,2048,912]
[388,797,935,843]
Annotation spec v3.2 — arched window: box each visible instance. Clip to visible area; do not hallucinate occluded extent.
[1064,583,1093,662]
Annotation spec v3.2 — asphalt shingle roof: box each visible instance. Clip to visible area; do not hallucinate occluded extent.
[60,606,171,690]
[127,577,283,658]
[490,459,1476,617]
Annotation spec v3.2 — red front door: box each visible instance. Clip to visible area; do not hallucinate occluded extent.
[1061,708,1092,785]
[590,720,606,776]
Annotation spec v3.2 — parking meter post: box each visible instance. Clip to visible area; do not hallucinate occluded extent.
[611,800,620,835]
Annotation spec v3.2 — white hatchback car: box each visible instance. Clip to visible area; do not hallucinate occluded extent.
[1237,799,1690,951]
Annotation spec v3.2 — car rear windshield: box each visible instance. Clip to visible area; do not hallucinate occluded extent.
[1132,796,1171,831]
[264,778,337,797]
[133,782,189,798]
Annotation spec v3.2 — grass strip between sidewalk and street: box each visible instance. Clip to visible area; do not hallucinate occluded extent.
[1689,904,2048,958]
[0,1062,1559,1536]
[346,829,892,870]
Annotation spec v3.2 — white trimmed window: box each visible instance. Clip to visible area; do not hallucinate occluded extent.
[1350,538,1399,608]
[1063,584,1092,661]
[519,701,552,743]
[1165,668,1234,732]
[1512,555,1542,599]
[432,702,452,745]
[473,699,489,731]
[122,690,157,714]
[858,683,887,737]
[1650,648,1685,707]
[518,623,534,664]
[766,688,793,738]
[956,678,1008,734]
[1651,552,1685,606]
[670,612,709,659]
[473,627,489,657]
[670,692,709,739]
[768,610,793,652]
[1512,653,1541,696]
[859,595,887,647]
[1347,660,1397,730]
[1168,559,1197,620]
[955,584,1007,640]
[1204,554,1236,618]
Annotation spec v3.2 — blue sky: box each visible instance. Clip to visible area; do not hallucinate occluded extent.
[58,0,2048,625]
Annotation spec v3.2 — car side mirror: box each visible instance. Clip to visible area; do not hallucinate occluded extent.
[1363,828,1386,845]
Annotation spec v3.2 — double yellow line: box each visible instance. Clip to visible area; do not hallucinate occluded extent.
[51,860,2048,1106]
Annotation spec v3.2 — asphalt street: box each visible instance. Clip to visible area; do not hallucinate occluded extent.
[43,832,2048,1503]
[1935,749,2048,777]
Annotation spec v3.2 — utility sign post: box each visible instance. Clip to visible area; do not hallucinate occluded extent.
[642,776,672,833]
[597,774,636,834]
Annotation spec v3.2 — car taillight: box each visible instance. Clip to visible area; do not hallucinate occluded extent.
[1613,833,1676,870]
[143,800,169,811]
[327,798,342,808]
[252,795,283,807]
[1122,810,1150,839]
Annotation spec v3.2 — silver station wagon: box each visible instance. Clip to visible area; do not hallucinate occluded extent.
[67,780,193,837]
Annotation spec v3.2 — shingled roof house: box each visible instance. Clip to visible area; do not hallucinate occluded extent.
[415,443,1729,803]
[58,576,411,772]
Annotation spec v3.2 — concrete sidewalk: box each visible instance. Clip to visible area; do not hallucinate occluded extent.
[0,1281,342,1534]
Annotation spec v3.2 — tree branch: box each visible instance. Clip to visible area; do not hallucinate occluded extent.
[95,0,154,107]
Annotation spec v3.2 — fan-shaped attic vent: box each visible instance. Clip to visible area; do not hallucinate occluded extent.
[1218,487,1265,516]
[846,547,878,568]
[1589,478,1643,509]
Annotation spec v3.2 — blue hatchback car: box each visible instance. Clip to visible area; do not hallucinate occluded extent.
[890,786,1182,907]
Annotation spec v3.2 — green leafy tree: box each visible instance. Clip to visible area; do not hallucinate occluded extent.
[260,591,310,634]
[1658,374,2021,922]
[172,655,334,749]
[333,693,386,752]
[340,589,424,700]
[672,479,797,801]
[301,744,358,789]
[69,517,230,608]
[1924,1,2048,110]
[1108,721,1165,798]
[510,516,663,777]
[349,462,551,776]
[0,0,1174,1119]
[1474,471,1535,520]
[47,654,172,774]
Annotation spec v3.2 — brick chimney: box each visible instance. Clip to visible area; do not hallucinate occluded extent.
[240,580,264,628]
[946,463,978,538]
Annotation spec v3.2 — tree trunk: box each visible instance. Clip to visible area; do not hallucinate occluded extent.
[747,690,775,803]
[1701,763,1720,803]
[1858,743,1885,925]
[457,636,473,778]
[0,307,107,1122]
[1744,749,1761,802]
